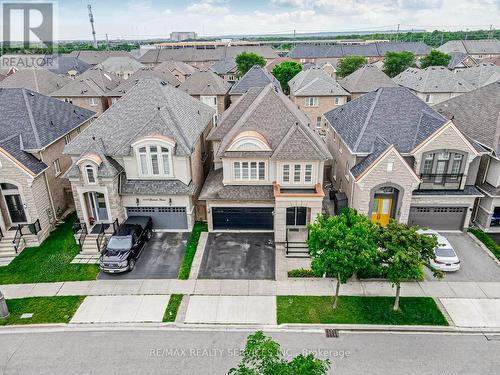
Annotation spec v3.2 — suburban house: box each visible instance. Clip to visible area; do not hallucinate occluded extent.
[50,68,122,115]
[0,68,70,95]
[339,64,397,99]
[480,56,500,66]
[63,79,214,253]
[446,52,477,72]
[67,51,134,66]
[393,66,473,104]
[265,57,295,73]
[210,57,238,83]
[323,87,483,231]
[228,65,281,102]
[434,82,500,233]
[98,56,145,79]
[288,66,349,134]
[153,61,197,83]
[179,70,231,125]
[455,63,500,89]
[438,39,500,59]
[199,84,332,252]
[320,62,337,79]
[0,88,95,259]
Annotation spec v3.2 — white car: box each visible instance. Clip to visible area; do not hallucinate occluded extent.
[417,229,461,272]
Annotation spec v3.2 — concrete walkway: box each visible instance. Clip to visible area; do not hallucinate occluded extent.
[440,298,500,328]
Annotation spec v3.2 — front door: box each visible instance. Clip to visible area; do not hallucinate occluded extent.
[371,198,392,226]
[88,192,109,222]
[5,194,27,224]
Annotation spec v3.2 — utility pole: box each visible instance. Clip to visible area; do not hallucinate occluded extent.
[396,23,400,42]
[88,4,97,49]
[106,33,110,50]
[293,29,296,48]
[0,289,9,319]
[489,24,493,39]
[465,28,468,40]
[410,29,413,42]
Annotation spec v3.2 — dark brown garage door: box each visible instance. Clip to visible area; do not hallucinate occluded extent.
[408,206,466,230]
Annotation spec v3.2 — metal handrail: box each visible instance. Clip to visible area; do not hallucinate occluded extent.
[112,218,119,234]
[96,225,106,253]
[419,173,464,189]
[12,225,22,253]
[0,226,3,242]
[78,224,87,251]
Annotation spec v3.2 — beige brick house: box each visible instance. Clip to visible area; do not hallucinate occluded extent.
[153,61,197,83]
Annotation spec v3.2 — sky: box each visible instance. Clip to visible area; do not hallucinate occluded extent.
[25,0,500,40]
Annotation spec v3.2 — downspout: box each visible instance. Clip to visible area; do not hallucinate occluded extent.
[39,151,57,224]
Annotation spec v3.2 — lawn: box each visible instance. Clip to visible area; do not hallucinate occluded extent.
[177,221,208,280]
[0,296,84,326]
[163,294,183,322]
[277,296,448,326]
[469,228,500,261]
[0,214,99,284]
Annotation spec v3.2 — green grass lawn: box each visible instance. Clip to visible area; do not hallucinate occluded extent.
[0,214,99,284]
[469,228,500,261]
[177,222,208,280]
[0,296,84,325]
[277,296,448,326]
[163,294,183,322]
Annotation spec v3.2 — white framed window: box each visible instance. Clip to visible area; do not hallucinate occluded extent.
[344,162,350,180]
[233,161,266,181]
[111,97,118,105]
[88,97,98,106]
[305,164,313,183]
[282,163,315,184]
[85,165,96,184]
[422,153,434,174]
[63,98,73,104]
[294,164,302,182]
[201,95,217,107]
[334,97,342,105]
[64,134,71,144]
[316,116,322,129]
[53,159,61,176]
[425,94,431,103]
[451,154,463,175]
[304,97,318,107]
[283,164,290,183]
[332,160,337,181]
[137,145,173,177]
[387,162,394,172]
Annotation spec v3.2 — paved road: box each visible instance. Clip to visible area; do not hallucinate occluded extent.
[0,328,499,374]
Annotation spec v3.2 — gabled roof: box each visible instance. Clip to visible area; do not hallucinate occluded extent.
[289,66,349,97]
[154,60,197,76]
[50,68,122,97]
[288,42,430,58]
[35,55,90,75]
[265,57,294,72]
[438,39,500,55]
[68,51,133,65]
[0,88,95,174]
[0,69,70,95]
[210,57,237,75]
[179,69,231,96]
[324,87,448,154]
[229,65,281,95]
[108,68,180,96]
[394,66,474,93]
[454,63,500,89]
[208,84,331,160]
[97,56,144,73]
[350,137,390,178]
[434,81,500,156]
[339,64,397,94]
[64,79,214,158]
[447,52,474,69]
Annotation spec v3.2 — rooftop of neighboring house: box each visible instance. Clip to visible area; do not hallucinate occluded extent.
[210,57,237,75]
[339,64,397,94]
[479,56,500,66]
[50,67,122,97]
[265,57,295,72]
[97,56,144,73]
[0,88,95,174]
[179,69,231,96]
[393,66,474,93]
[434,81,500,156]
[447,52,475,69]
[438,39,500,55]
[229,65,281,95]
[67,50,133,66]
[0,68,70,95]
[154,60,197,76]
[454,63,500,89]
[288,66,349,97]
[288,41,430,59]
[0,54,91,75]
[108,68,180,97]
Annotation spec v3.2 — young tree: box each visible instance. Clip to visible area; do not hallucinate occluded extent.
[378,221,443,310]
[229,331,330,375]
[307,209,379,309]
[235,52,266,76]
[420,49,452,68]
[272,61,302,95]
[383,51,416,77]
[336,56,367,78]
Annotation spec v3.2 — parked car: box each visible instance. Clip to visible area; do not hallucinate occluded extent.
[99,216,153,273]
[417,229,461,272]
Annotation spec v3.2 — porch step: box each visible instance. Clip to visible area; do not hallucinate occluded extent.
[285,242,310,258]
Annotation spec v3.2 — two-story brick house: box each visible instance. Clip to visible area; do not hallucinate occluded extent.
[324,87,483,231]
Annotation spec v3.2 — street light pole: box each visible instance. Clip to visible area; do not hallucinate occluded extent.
[0,289,9,319]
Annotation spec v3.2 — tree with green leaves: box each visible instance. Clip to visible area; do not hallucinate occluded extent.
[229,331,330,375]
[383,51,416,77]
[336,56,367,78]
[272,61,302,95]
[420,49,452,69]
[235,52,266,76]
[307,209,379,309]
[378,221,443,310]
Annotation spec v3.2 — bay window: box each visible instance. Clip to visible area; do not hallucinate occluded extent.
[138,144,173,177]
[233,161,266,181]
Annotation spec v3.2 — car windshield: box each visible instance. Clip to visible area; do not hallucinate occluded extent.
[435,248,456,258]
[106,236,132,252]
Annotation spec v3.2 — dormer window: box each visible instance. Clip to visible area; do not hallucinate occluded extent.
[85,165,96,184]
[137,144,173,177]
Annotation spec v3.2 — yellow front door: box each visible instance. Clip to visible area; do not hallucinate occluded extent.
[371,198,392,226]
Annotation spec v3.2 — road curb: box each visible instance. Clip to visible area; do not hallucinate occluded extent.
[467,231,500,266]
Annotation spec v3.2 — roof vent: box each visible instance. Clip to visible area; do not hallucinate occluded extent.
[160,80,167,86]
[92,135,96,141]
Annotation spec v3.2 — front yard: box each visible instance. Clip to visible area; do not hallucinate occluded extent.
[0,214,99,284]
[469,228,500,261]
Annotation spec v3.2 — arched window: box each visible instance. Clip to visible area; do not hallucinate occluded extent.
[85,164,97,184]
[137,144,173,177]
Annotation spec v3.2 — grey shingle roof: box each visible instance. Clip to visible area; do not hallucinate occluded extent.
[154,61,197,77]
[108,68,180,96]
[210,58,236,75]
[454,63,500,89]
[350,137,391,178]
[433,81,500,155]
[120,173,197,195]
[289,42,430,58]
[68,51,133,65]
[438,39,500,55]
[97,56,144,74]
[447,52,471,69]
[0,134,48,174]
[394,66,474,93]
[50,68,122,97]
[289,66,349,96]
[64,79,214,158]
[229,66,281,95]
[324,87,447,154]
[179,70,231,95]
[0,69,70,95]
[339,64,397,94]
[5,54,93,75]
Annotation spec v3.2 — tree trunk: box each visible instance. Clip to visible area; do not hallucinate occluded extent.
[0,290,9,319]
[333,275,341,310]
[393,284,401,311]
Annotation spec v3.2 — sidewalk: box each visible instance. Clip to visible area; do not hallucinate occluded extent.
[2,279,500,299]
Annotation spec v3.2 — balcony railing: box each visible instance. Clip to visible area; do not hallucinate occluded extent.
[419,173,464,190]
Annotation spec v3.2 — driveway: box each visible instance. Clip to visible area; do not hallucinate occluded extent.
[98,232,188,279]
[424,233,500,282]
[198,233,275,280]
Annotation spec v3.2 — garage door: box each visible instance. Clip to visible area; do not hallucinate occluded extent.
[212,207,274,230]
[126,207,188,230]
[408,206,466,230]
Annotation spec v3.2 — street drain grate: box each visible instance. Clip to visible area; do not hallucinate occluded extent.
[325,329,339,338]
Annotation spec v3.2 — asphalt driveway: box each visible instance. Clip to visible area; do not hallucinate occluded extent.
[198,233,275,280]
[424,232,500,282]
[98,232,189,279]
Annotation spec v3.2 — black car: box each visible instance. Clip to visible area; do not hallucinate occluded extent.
[99,216,153,273]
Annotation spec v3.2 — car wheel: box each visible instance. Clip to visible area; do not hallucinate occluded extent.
[129,259,135,271]
[147,229,153,241]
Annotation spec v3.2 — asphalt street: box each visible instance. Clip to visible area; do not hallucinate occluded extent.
[0,328,499,374]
